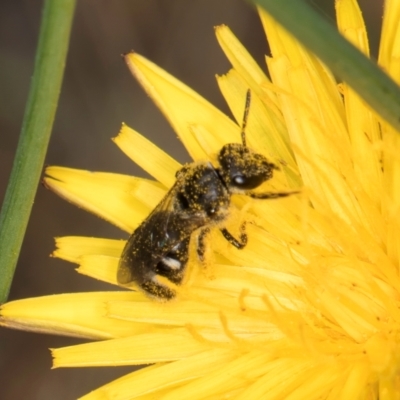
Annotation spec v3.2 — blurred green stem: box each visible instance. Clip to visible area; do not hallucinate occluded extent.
[0,0,76,302]
[250,0,400,133]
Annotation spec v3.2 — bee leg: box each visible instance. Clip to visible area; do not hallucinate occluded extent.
[247,190,299,199]
[155,237,190,285]
[155,263,184,285]
[197,227,215,279]
[220,222,248,249]
[197,227,210,262]
[141,278,176,300]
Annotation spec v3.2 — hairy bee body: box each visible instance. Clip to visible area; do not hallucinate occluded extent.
[117,91,296,300]
[118,163,230,299]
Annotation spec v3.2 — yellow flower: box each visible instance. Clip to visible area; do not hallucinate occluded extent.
[2,0,400,398]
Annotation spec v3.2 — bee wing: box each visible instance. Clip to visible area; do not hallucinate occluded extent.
[117,178,189,284]
[117,181,180,283]
[140,177,186,240]
[139,174,214,250]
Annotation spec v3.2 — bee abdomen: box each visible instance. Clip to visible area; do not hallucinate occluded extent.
[155,237,190,285]
[143,238,191,300]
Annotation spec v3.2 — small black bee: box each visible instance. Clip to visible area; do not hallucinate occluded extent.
[117,90,296,300]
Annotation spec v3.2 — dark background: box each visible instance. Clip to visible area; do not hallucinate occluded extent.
[0,1,383,398]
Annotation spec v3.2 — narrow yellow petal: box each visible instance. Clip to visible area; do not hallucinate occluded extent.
[44,166,165,232]
[108,296,278,336]
[53,236,123,264]
[79,349,235,400]
[53,236,122,285]
[215,25,273,101]
[336,0,369,55]
[52,330,212,367]
[124,52,241,159]
[338,363,372,399]
[281,365,343,400]
[161,351,277,400]
[336,0,383,206]
[379,0,400,82]
[77,254,119,285]
[0,293,142,339]
[211,222,301,274]
[235,359,341,400]
[114,123,181,188]
[378,0,400,209]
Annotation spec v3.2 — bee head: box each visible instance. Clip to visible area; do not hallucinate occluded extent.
[216,90,278,193]
[218,143,278,192]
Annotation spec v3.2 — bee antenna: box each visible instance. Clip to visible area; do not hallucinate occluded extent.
[241,89,251,147]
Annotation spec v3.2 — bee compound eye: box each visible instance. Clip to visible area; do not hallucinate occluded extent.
[232,173,268,190]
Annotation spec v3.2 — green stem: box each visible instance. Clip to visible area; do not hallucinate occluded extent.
[0,0,76,302]
[250,0,400,133]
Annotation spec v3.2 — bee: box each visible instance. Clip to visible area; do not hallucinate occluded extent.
[117,90,296,300]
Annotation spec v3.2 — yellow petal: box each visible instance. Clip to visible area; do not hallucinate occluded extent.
[53,236,122,285]
[235,359,344,400]
[52,329,212,367]
[378,0,400,208]
[124,52,241,159]
[78,254,119,285]
[79,349,235,400]
[0,292,143,339]
[108,295,280,337]
[114,123,181,188]
[53,236,123,263]
[259,8,383,237]
[379,0,400,83]
[336,0,383,206]
[215,25,272,101]
[44,166,165,232]
[336,0,369,55]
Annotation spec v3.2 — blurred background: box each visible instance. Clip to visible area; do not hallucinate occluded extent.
[0,0,384,398]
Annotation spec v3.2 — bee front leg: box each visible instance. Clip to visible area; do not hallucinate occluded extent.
[247,190,299,199]
[220,222,248,249]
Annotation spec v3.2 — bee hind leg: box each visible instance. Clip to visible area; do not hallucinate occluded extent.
[141,278,176,300]
[155,237,190,285]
